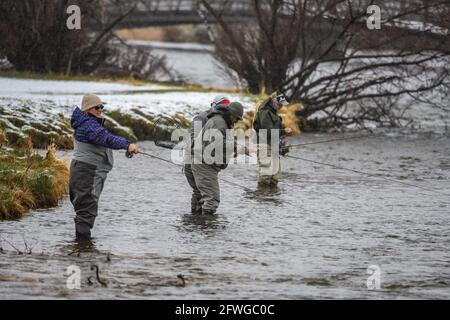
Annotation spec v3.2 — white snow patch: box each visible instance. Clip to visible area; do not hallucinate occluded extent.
[0,77,253,119]
[0,77,171,97]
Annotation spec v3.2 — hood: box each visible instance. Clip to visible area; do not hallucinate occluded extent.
[71,107,92,130]
[207,104,228,118]
[207,105,234,128]
[257,97,274,112]
[71,107,103,129]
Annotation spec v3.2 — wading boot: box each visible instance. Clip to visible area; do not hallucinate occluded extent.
[75,223,91,241]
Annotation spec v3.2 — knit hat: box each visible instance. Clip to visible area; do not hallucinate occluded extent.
[81,94,106,112]
[211,95,231,108]
[228,102,244,120]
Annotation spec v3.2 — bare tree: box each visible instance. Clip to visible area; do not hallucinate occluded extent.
[199,0,306,94]
[0,0,171,80]
[95,39,176,81]
[200,0,450,128]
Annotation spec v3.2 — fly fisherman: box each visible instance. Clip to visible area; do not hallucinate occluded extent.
[191,102,245,215]
[69,94,142,240]
[184,95,230,214]
[253,92,292,189]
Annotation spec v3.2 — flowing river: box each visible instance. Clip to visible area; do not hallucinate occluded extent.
[0,130,449,299]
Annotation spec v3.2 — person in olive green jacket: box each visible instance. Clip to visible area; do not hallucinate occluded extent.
[253,92,292,189]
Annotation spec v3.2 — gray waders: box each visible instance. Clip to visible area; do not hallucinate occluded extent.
[69,160,107,239]
[191,163,220,215]
[184,164,202,214]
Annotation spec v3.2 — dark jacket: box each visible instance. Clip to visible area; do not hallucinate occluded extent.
[189,104,225,141]
[192,108,234,171]
[253,99,284,144]
[71,107,129,150]
[190,110,210,141]
[188,105,228,156]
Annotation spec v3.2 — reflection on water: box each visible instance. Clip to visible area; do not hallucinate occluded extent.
[180,214,224,235]
[0,131,449,299]
[244,187,283,205]
[66,239,99,257]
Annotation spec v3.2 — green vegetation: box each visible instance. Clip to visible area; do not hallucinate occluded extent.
[0,134,69,220]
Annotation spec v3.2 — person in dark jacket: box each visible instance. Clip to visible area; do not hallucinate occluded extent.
[69,94,142,240]
[191,102,244,215]
[184,95,230,214]
[253,92,292,189]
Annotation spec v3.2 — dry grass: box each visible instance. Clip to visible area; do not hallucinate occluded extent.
[234,100,303,136]
[279,103,303,135]
[0,188,35,218]
[0,140,69,220]
[173,113,191,128]
[115,25,210,43]
[115,27,165,41]
[0,128,7,147]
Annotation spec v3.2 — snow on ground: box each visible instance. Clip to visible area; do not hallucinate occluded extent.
[0,77,171,95]
[0,77,253,118]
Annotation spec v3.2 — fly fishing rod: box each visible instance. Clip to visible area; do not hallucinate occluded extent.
[126,151,252,192]
[285,154,450,196]
[152,131,377,151]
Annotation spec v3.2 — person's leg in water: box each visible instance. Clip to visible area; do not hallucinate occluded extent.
[257,145,281,191]
[192,164,220,215]
[69,160,107,240]
[184,164,202,214]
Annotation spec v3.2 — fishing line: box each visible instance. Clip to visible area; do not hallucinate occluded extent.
[288,133,377,149]
[285,154,449,196]
[127,151,253,192]
[136,138,447,196]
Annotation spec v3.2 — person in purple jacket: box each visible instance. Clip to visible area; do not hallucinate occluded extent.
[69,94,142,240]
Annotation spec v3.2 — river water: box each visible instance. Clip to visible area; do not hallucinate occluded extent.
[1,129,449,299]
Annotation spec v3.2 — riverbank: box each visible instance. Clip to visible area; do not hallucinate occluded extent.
[0,136,69,220]
[0,73,268,150]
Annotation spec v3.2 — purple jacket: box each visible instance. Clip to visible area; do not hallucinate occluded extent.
[71,107,130,150]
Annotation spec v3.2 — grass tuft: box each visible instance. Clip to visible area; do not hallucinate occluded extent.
[0,140,69,220]
[0,128,7,147]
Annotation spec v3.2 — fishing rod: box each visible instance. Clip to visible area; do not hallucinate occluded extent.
[127,150,176,166]
[285,154,450,196]
[152,132,377,151]
[126,151,252,192]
